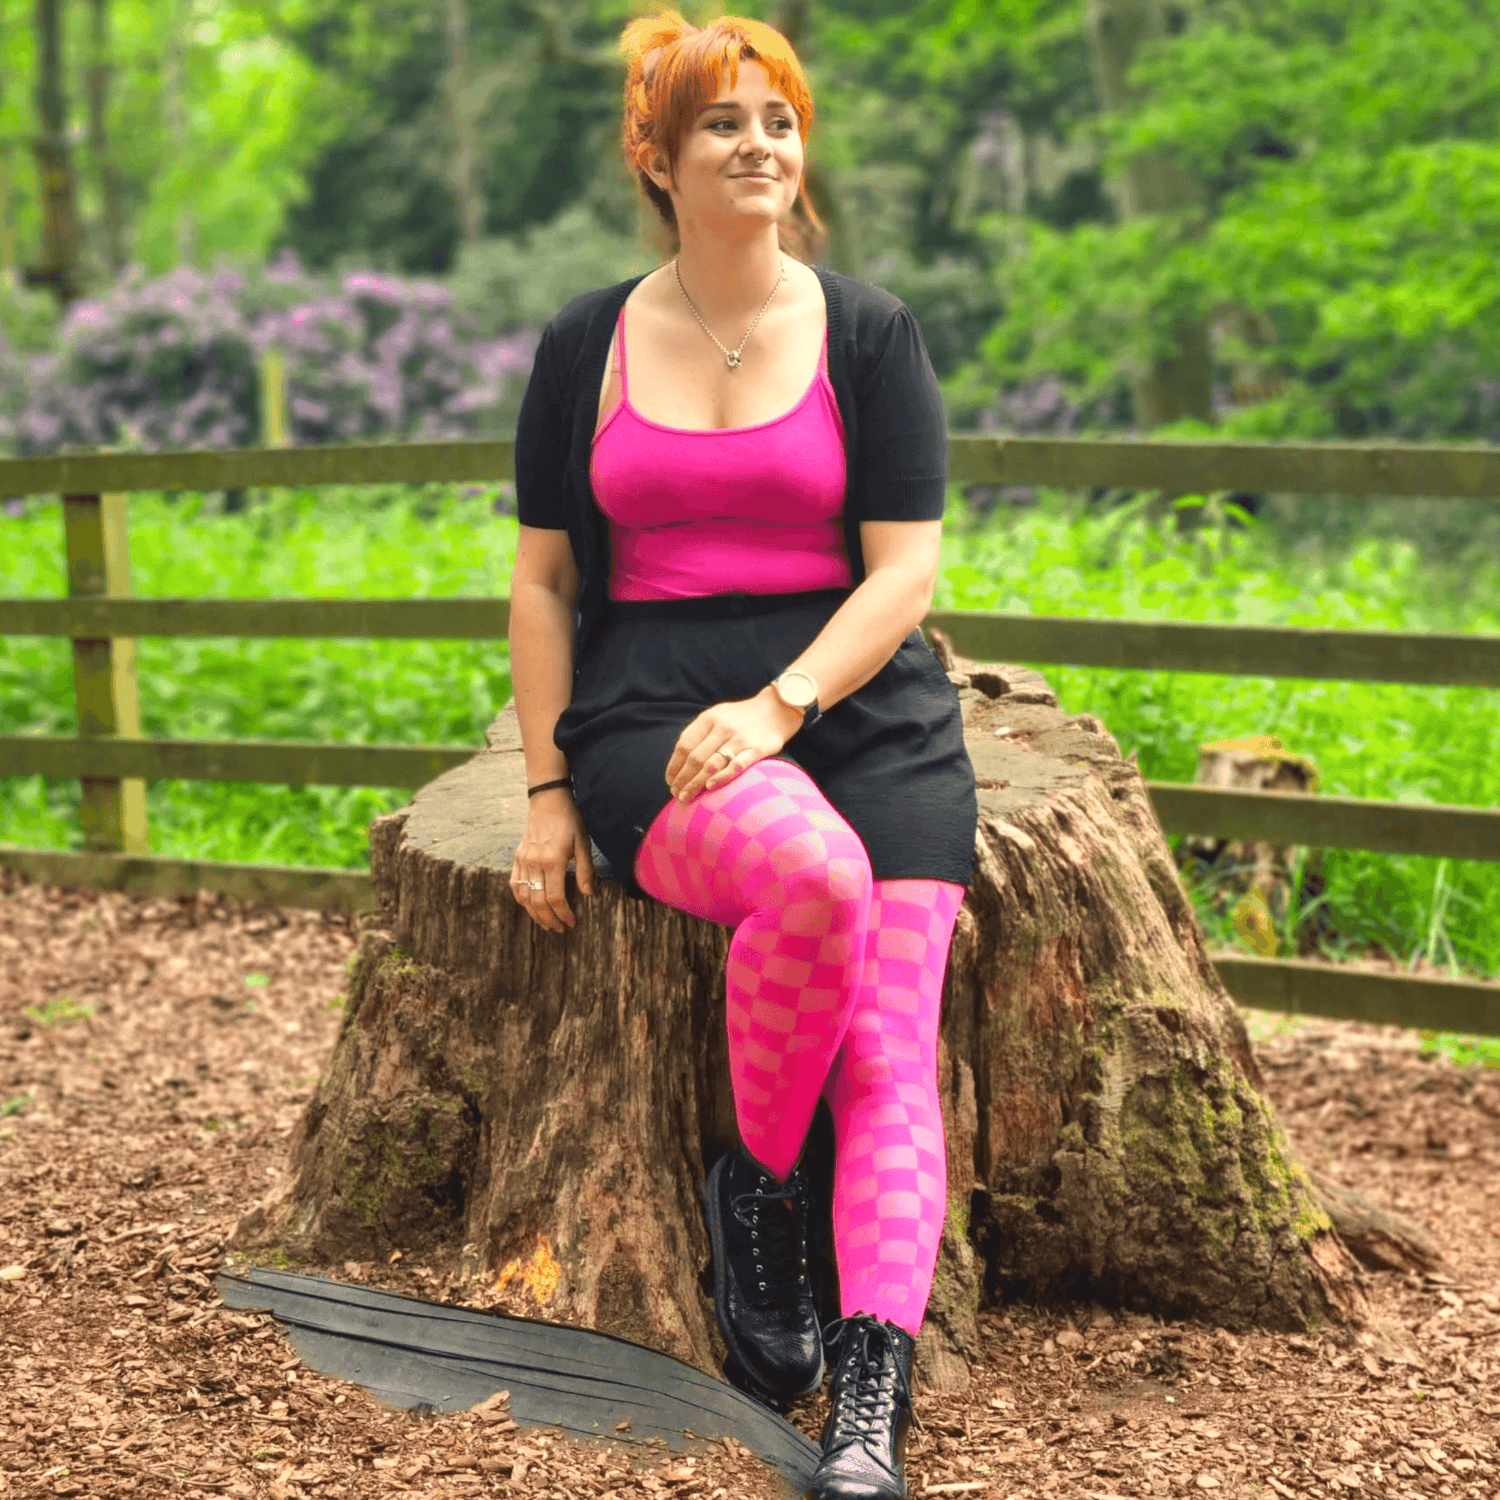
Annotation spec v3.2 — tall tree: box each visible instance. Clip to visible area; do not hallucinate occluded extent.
[0,38,14,286]
[27,0,84,304]
[162,0,195,264]
[0,142,15,285]
[85,0,127,276]
[443,0,482,242]
[1083,0,1211,427]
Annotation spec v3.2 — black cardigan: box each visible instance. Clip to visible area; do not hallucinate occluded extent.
[514,265,949,660]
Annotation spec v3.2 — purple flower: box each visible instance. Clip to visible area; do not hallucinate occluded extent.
[7,257,535,459]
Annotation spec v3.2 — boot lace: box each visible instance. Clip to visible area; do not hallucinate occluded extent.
[821,1315,923,1440]
[730,1168,810,1302]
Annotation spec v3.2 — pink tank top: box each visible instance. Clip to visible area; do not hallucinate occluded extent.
[589,303,852,601]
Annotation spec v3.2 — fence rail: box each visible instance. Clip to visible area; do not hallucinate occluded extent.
[2,735,1495,865]
[2,435,1498,1035]
[4,434,1500,499]
[5,598,1500,691]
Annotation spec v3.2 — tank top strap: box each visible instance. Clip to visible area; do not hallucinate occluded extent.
[614,303,630,401]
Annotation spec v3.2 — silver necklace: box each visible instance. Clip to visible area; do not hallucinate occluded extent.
[674,253,786,369]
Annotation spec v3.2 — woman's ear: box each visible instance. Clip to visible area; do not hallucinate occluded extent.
[640,145,672,195]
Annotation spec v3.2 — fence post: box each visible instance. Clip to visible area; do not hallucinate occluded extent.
[260,348,288,448]
[63,491,148,854]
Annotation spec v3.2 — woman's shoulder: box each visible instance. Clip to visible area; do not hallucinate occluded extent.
[815,267,904,313]
[813,267,919,351]
[543,275,651,354]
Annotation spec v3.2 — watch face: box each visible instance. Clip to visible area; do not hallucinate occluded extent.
[778,674,817,709]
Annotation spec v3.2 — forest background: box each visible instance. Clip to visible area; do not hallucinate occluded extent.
[2,0,1499,1011]
[2,0,1499,452]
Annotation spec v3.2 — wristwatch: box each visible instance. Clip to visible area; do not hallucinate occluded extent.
[771,669,821,731]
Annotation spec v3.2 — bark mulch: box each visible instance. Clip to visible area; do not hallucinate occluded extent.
[1,866,1496,1500]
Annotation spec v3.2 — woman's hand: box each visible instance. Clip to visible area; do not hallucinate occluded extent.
[510,787,595,932]
[666,687,805,804]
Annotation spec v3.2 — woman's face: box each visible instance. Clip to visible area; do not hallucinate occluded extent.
[647,60,804,235]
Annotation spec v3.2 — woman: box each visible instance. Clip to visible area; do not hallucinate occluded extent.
[507,12,977,1499]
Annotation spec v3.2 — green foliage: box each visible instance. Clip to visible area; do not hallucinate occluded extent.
[0,483,517,869]
[4,481,1499,1000]
[448,202,655,337]
[279,0,638,273]
[0,0,342,282]
[934,488,1500,983]
[984,0,1500,439]
[23,995,95,1027]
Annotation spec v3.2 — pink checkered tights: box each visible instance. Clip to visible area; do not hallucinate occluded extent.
[635,758,964,1338]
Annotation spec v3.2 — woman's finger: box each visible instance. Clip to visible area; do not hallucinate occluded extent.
[512,868,560,931]
[702,745,758,794]
[672,739,734,803]
[573,833,596,898]
[668,729,733,799]
[665,715,715,785]
[543,863,576,929]
[678,741,751,803]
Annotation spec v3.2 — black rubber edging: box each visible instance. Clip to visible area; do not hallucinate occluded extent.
[217,1267,820,1494]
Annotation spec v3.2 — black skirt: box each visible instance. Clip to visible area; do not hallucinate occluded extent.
[554,589,977,901]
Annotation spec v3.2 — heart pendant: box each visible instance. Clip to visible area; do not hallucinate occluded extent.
[725,350,741,368]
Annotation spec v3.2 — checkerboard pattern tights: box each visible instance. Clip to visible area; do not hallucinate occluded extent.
[634,758,965,1339]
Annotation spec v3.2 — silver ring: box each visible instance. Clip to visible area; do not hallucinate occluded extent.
[525,879,545,890]
[710,749,731,766]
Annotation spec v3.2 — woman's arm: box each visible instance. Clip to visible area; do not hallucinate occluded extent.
[509,524,595,930]
[780,517,941,709]
[665,518,942,802]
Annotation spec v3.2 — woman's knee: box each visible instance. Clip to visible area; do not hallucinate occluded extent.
[774,833,873,926]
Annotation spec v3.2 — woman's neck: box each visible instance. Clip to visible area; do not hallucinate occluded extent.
[668,230,787,322]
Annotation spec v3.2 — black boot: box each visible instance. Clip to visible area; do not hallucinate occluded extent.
[704,1144,824,1406]
[808,1313,921,1499]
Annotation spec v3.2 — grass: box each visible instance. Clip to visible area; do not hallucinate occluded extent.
[1,478,1497,1070]
[22,996,95,1027]
[0,482,515,869]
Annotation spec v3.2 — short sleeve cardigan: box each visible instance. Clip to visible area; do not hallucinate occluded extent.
[513,266,948,662]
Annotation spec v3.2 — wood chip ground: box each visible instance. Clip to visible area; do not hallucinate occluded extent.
[1,867,1496,1499]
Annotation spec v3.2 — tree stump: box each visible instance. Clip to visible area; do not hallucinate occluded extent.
[234,643,1431,1394]
[1175,734,1332,956]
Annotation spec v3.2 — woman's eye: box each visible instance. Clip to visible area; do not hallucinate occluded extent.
[709,117,794,130]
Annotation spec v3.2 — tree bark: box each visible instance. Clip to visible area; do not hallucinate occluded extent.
[162,0,195,265]
[234,647,1431,1392]
[443,0,482,243]
[28,0,85,305]
[0,142,17,287]
[1084,0,1212,430]
[86,0,128,277]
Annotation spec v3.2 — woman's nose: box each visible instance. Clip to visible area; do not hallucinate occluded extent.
[741,122,775,156]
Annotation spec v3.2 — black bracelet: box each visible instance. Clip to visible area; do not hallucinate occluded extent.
[527,777,572,798]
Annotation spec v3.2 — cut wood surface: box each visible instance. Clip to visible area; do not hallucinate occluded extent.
[234,639,1436,1394]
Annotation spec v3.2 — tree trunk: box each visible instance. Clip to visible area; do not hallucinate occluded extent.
[1084,0,1212,430]
[443,0,482,243]
[0,142,18,288]
[86,0,128,277]
[234,646,1431,1393]
[162,0,195,265]
[28,0,85,306]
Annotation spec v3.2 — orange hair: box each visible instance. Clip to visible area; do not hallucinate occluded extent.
[618,10,828,263]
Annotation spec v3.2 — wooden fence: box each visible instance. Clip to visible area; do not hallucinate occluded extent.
[2,435,1498,1038]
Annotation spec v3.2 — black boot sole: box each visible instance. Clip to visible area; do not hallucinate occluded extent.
[704,1154,826,1407]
